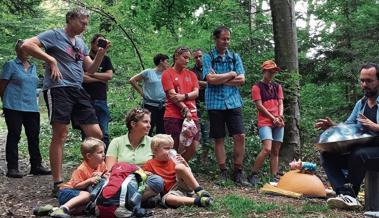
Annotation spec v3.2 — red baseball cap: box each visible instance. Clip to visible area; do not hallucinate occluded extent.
[261,60,282,72]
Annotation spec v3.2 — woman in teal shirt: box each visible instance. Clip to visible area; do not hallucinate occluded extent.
[0,40,50,178]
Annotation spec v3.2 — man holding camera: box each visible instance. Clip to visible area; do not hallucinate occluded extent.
[21,7,110,196]
[82,34,114,148]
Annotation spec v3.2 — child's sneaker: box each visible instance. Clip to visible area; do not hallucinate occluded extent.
[50,207,71,218]
[199,197,214,207]
[196,189,211,198]
[32,204,54,216]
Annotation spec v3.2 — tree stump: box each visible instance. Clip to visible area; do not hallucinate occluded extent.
[365,171,379,211]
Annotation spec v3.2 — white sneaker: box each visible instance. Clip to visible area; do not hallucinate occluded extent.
[364,211,379,218]
[327,194,361,210]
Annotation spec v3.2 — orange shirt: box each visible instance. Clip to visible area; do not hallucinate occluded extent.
[161,68,199,120]
[60,161,107,190]
[143,159,176,194]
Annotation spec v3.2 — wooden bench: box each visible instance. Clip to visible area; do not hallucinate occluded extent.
[365,170,379,211]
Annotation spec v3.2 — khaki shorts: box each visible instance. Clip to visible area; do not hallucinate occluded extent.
[161,173,194,207]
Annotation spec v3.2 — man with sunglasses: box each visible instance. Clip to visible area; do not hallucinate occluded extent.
[21,7,110,196]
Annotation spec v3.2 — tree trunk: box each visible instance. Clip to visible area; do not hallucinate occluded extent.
[270,0,300,164]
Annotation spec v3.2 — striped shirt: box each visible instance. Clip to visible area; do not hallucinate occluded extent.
[202,48,245,110]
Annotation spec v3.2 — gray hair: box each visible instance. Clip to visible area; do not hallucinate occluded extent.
[66,7,90,23]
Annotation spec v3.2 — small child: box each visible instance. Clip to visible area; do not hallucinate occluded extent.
[248,60,285,186]
[50,137,108,217]
[143,134,213,208]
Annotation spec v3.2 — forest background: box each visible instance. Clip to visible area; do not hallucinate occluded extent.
[1,0,379,182]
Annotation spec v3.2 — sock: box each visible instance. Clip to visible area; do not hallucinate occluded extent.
[60,206,69,214]
[53,181,63,188]
[234,164,242,171]
[194,186,203,193]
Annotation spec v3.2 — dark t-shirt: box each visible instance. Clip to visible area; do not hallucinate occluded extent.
[82,55,113,100]
[363,104,378,123]
[192,64,205,104]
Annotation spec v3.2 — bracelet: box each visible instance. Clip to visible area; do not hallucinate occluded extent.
[184,93,189,100]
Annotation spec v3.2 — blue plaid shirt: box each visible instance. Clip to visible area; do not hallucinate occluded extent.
[202,48,245,110]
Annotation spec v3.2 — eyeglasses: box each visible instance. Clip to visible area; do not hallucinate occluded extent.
[72,46,82,62]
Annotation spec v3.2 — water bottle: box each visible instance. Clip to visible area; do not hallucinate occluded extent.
[168,149,180,164]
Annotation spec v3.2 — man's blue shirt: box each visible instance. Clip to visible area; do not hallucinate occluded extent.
[202,48,245,110]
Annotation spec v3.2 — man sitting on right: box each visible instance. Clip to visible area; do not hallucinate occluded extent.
[315,63,379,209]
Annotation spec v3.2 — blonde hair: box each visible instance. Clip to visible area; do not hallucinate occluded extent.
[151,134,174,151]
[80,137,105,158]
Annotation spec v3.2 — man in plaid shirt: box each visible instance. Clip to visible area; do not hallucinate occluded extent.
[202,26,249,186]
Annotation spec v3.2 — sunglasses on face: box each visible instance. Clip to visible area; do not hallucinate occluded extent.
[72,46,82,62]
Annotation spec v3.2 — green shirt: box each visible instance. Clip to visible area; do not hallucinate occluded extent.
[106,134,153,166]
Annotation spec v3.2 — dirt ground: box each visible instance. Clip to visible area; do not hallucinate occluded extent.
[0,133,365,218]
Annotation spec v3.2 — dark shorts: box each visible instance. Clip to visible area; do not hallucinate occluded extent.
[208,108,245,138]
[58,188,81,205]
[43,87,98,125]
[164,118,200,142]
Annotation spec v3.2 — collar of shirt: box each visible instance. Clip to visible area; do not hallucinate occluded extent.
[124,135,148,150]
[211,48,234,60]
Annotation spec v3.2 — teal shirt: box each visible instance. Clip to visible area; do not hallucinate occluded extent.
[1,58,39,112]
[141,68,166,106]
[106,134,153,167]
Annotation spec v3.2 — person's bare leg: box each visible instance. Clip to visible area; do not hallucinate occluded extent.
[251,140,272,173]
[64,191,90,211]
[214,138,226,168]
[175,164,199,189]
[181,141,198,162]
[165,195,197,207]
[80,124,103,139]
[270,141,281,175]
[50,123,69,182]
[232,133,245,168]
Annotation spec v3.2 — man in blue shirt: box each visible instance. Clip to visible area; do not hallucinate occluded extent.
[315,63,379,209]
[203,26,249,186]
[21,7,110,195]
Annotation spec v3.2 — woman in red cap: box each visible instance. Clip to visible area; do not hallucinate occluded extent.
[248,60,285,186]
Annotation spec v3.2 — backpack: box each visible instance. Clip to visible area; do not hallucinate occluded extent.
[209,50,237,72]
[96,163,148,218]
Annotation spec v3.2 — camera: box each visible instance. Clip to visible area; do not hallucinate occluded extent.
[97,38,107,48]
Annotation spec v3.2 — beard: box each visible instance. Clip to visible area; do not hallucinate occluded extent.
[364,89,378,97]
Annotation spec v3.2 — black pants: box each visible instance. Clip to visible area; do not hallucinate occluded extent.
[4,108,42,170]
[143,104,165,136]
[320,145,379,197]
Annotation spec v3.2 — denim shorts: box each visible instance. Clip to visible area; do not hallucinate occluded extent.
[58,188,81,205]
[258,126,284,142]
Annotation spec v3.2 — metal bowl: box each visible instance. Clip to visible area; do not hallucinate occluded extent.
[315,123,378,153]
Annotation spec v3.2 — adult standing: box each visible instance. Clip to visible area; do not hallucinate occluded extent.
[0,40,51,178]
[106,108,163,203]
[191,48,211,163]
[161,46,199,161]
[129,54,169,136]
[21,7,110,195]
[203,26,248,186]
[315,63,379,209]
[82,33,114,148]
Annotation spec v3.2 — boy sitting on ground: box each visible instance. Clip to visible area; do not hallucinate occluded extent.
[143,134,213,208]
[49,137,108,217]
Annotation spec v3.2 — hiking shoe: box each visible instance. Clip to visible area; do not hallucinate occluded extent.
[32,204,54,216]
[233,170,252,187]
[326,194,361,210]
[196,189,211,198]
[364,211,379,217]
[30,165,51,175]
[6,169,24,178]
[114,206,133,218]
[247,174,260,187]
[215,169,228,186]
[198,197,214,207]
[52,181,63,198]
[50,207,71,218]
